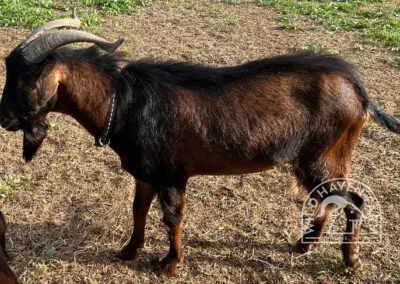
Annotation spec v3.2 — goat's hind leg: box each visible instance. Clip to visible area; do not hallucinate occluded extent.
[341,190,364,269]
[118,181,156,260]
[294,177,364,269]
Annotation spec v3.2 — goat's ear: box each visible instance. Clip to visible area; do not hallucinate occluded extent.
[35,64,65,107]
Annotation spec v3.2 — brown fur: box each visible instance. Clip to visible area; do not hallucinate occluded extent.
[0,213,18,284]
[119,181,156,260]
[53,61,112,137]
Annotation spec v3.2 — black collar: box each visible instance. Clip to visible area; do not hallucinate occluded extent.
[95,92,116,147]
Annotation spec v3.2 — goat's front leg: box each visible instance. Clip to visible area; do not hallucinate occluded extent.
[119,181,156,260]
[157,186,186,276]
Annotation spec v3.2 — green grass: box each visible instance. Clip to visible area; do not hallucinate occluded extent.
[277,16,298,30]
[68,0,153,15]
[257,0,400,51]
[0,0,53,28]
[47,121,59,131]
[303,42,330,54]
[34,246,56,264]
[78,10,101,27]
[220,11,246,26]
[0,0,153,28]
[223,0,254,3]
[312,250,350,280]
[0,174,30,198]
[388,57,400,69]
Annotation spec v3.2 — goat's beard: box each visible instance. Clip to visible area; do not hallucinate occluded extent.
[23,122,47,162]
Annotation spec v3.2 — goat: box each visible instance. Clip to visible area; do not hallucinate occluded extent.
[0,17,399,276]
[0,212,18,283]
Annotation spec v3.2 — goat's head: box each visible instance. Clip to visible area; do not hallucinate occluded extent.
[0,15,123,161]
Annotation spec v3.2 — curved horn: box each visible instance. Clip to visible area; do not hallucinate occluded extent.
[22,30,124,63]
[20,13,81,48]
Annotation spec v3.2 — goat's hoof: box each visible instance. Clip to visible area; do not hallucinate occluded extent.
[344,256,362,270]
[342,243,361,270]
[116,248,137,261]
[152,256,178,277]
[293,239,314,254]
[116,251,134,261]
[117,241,145,261]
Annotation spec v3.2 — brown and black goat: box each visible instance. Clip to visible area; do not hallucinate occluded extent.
[0,17,399,276]
[0,212,18,283]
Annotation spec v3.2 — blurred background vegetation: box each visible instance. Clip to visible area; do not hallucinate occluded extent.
[0,0,153,28]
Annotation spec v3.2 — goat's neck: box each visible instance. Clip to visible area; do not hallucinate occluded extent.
[55,63,112,138]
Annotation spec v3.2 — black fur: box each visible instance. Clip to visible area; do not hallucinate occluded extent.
[122,53,362,89]
[23,122,47,162]
[367,104,400,134]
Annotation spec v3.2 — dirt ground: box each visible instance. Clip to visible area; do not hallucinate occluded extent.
[0,1,399,283]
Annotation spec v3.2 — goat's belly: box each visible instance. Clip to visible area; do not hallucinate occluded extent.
[191,157,276,176]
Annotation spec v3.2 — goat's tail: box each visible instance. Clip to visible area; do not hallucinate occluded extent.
[347,67,400,134]
[366,102,400,134]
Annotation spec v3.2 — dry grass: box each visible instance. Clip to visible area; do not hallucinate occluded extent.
[0,0,399,283]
